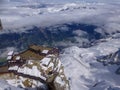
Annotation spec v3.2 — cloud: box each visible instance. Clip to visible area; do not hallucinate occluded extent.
[1,0,120,4]
[0,0,9,4]
[0,2,120,36]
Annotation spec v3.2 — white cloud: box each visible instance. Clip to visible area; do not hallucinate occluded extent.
[1,0,120,5]
[0,2,120,35]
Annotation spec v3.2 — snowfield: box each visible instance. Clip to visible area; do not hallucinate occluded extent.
[60,37,120,90]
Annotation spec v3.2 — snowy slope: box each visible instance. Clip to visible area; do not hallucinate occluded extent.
[60,37,120,90]
[0,79,24,90]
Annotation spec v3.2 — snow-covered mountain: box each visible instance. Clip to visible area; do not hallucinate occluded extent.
[60,37,120,90]
[0,80,24,90]
[0,1,120,90]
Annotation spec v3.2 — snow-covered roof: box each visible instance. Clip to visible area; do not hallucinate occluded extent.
[57,60,61,71]
[7,53,62,83]
[40,75,46,81]
[55,76,65,87]
[8,66,18,71]
[41,65,48,71]
[16,56,20,60]
[42,50,49,54]
[40,57,51,66]
[7,56,12,60]
[17,67,23,73]
[28,60,33,65]
[46,54,56,58]
[7,51,14,56]
[17,66,46,81]
[48,62,54,69]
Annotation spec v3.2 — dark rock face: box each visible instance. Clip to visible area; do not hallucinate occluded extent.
[97,49,120,75]
[0,19,2,30]
[97,49,120,65]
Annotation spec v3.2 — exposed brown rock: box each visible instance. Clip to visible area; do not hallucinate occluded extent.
[0,45,69,90]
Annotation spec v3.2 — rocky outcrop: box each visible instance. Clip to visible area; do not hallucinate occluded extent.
[54,68,70,90]
[97,49,120,65]
[8,54,70,90]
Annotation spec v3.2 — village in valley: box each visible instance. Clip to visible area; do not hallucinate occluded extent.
[0,45,69,90]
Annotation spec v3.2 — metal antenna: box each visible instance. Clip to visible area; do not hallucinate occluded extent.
[0,19,3,30]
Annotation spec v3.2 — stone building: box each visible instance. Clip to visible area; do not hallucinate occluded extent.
[0,45,69,90]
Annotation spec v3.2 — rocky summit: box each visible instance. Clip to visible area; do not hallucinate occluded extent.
[0,45,69,90]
